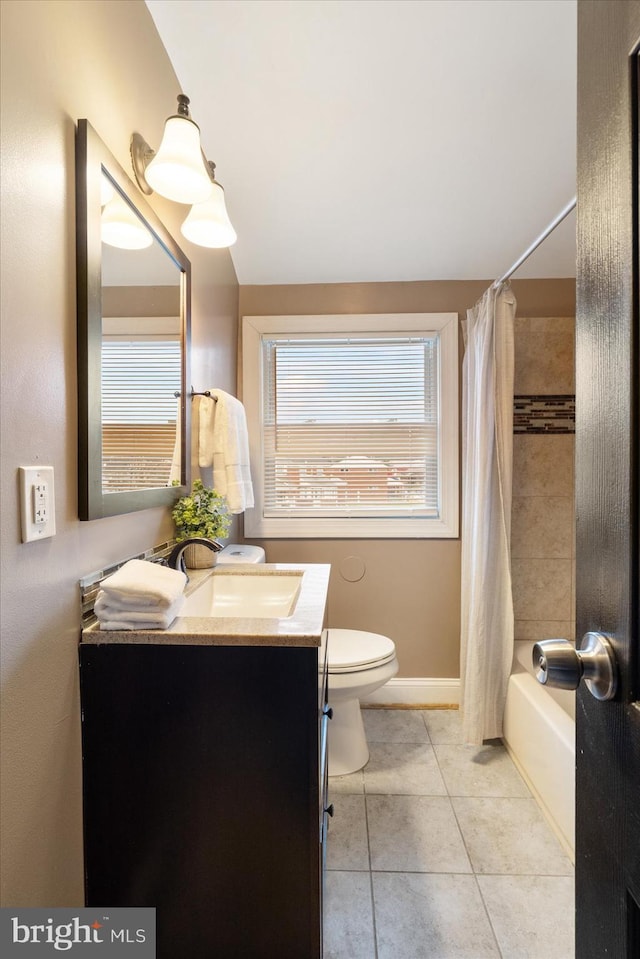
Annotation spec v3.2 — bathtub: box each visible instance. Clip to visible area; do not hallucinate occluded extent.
[503,641,575,860]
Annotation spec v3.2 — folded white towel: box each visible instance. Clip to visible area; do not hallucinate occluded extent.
[99,559,186,609]
[95,593,185,631]
[198,390,254,514]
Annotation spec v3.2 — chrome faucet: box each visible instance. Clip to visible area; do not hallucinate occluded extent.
[168,537,224,577]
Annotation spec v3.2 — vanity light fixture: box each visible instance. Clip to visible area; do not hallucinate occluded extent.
[180,162,237,249]
[131,94,237,248]
[131,94,214,205]
[101,190,152,250]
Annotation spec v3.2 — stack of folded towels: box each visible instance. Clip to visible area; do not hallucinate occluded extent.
[94,559,187,631]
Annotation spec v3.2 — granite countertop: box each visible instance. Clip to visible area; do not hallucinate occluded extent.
[81,563,330,648]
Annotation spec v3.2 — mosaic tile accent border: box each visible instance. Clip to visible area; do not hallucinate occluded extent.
[514,395,575,434]
[79,541,176,629]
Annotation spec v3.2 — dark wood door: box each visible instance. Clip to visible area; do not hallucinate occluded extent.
[576,2,640,955]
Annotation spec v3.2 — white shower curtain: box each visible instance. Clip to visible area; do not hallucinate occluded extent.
[460,284,516,745]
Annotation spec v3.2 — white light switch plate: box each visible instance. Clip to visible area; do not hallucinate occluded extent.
[19,466,56,542]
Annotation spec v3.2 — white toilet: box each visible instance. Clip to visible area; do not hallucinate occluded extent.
[215,543,267,566]
[322,628,398,776]
[217,545,399,777]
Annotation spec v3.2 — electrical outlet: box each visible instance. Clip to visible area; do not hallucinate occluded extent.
[19,466,56,542]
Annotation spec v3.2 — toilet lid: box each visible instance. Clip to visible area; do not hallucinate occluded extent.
[327,629,397,672]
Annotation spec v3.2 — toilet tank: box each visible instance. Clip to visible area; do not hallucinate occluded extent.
[216,544,266,565]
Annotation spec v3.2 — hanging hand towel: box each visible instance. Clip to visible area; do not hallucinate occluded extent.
[99,559,186,608]
[198,395,217,469]
[94,593,185,631]
[198,389,254,514]
[168,397,182,485]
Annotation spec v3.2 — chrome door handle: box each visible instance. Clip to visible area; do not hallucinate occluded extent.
[532,631,617,701]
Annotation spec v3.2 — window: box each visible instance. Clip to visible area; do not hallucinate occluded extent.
[242,313,459,538]
[101,325,181,492]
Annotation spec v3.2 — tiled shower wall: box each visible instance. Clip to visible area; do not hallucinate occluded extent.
[511,317,576,644]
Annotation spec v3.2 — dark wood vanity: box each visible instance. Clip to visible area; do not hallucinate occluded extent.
[79,566,330,959]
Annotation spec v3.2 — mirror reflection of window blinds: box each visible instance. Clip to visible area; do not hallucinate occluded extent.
[101,338,181,492]
[261,335,440,517]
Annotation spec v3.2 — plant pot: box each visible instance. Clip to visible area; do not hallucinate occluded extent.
[183,542,219,570]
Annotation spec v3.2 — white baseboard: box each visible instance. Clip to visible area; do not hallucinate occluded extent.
[361,677,460,706]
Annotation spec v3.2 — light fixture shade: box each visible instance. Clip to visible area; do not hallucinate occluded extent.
[180,180,237,248]
[101,193,152,250]
[144,115,213,204]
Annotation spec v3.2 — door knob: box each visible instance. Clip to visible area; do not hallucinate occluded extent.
[532,631,617,701]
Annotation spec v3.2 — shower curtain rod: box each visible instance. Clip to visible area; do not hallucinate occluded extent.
[493,196,577,289]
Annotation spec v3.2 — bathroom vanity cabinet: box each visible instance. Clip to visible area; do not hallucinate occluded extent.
[80,636,329,959]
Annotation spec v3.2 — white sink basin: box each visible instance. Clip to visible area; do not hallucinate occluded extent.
[182,570,304,619]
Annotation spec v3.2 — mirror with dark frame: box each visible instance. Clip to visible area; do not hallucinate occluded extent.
[76,119,191,520]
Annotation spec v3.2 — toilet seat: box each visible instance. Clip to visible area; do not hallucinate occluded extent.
[327,628,396,674]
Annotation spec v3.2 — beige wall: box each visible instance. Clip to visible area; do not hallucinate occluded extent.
[102,285,181,317]
[0,0,238,906]
[239,280,576,680]
[239,279,576,321]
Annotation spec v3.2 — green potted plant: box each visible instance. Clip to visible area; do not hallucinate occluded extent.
[172,479,232,568]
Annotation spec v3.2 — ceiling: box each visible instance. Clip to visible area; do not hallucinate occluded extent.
[146,0,577,286]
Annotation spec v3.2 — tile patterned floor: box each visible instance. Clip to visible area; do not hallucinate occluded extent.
[324,708,574,959]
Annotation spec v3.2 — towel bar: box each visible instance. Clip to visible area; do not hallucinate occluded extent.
[173,387,217,401]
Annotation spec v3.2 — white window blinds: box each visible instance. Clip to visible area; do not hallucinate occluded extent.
[101,339,181,492]
[243,313,459,539]
[261,334,439,517]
